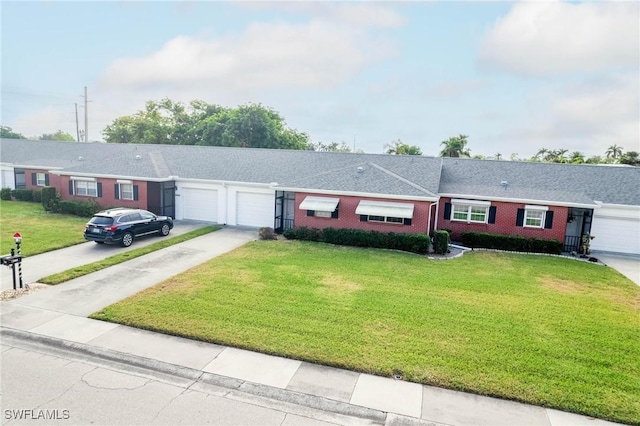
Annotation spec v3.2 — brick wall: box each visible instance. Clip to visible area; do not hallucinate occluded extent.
[58,175,148,210]
[439,197,568,242]
[294,192,436,234]
[24,169,61,191]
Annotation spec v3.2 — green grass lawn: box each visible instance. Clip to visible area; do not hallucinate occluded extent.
[0,200,89,256]
[92,241,640,424]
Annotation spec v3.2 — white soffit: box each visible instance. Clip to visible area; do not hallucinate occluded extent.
[355,200,414,218]
[451,198,491,207]
[299,196,340,212]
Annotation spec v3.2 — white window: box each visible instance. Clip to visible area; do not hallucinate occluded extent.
[75,181,97,197]
[451,203,489,223]
[119,183,134,200]
[313,210,332,218]
[366,215,405,224]
[524,209,545,228]
[36,173,46,186]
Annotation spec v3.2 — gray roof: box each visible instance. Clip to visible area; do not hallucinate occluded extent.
[440,157,640,206]
[2,139,638,206]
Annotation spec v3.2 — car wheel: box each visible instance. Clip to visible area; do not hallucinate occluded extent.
[121,232,134,247]
[160,223,171,236]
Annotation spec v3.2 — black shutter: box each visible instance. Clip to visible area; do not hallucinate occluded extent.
[133,185,139,201]
[403,218,412,226]
[516,209,525,226]
[114,184,120,199]
[31,173,37,185]
[488,206,497,224]
[44,174,49,186]
[97,182,102,198]
[69,180,74,195]
[544,211,554,229]
[360,215,368,222]
[444,202,452,220]
[306,210,314,217]
[331,208,338,219]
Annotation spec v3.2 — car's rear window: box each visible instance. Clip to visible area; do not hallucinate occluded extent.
[89,216,113,225]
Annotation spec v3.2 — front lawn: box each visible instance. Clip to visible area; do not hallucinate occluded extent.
[0,200,89,256]
[92,241,640,424]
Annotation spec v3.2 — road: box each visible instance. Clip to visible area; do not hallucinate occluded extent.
[1,333,383,426]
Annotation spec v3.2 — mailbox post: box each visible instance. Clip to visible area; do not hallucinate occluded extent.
[1,232,24,290]
[13,232,23,289]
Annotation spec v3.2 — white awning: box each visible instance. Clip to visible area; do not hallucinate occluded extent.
[525,204,549,211]
[299,196,340,212]
[355,200,414,219]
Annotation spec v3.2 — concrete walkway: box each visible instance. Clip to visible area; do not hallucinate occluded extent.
[592,252,640,285]
[0,229,625,426]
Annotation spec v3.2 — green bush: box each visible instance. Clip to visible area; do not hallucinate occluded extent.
[284,226,430,255]
[11,189,35,201]
[258,227,276,240]
[57,199,102,217]
[433,230,450,255]
[461,231,562,255]
[32,189,42,203]
[41,187,60,212]
[0,187,11,200]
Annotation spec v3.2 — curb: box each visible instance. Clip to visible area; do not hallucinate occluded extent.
[1,327,388,424]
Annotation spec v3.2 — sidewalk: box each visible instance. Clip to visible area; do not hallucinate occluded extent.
[0,229,625,426]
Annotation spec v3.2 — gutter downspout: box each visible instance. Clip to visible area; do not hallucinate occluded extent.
[427,200,438,235]
[434,200,440,233]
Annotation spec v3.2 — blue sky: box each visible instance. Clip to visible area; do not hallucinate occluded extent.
[2,1,638,158]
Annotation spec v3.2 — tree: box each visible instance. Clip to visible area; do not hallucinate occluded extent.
[605,144,623,162]
[308,141,360,153]
[533,148,548,161]
[619,151,640,166]
[439,134,470,157]
[568,151,585,164]
[385,139,422,155]
[103,99,309,150]
[585,155,605,164]
[1,126,26,139]
[39,130,75,141]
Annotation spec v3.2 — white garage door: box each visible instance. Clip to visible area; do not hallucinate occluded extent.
[182,188,218,222]
[590,216,640,255]
[236,192,274,227]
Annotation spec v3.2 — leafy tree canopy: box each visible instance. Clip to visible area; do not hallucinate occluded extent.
[308,141,362,153]
[385,139,422,155]
[103,99,309,150]
[1,126,26,139]
[39,130,75,141]
[439,134,470,157]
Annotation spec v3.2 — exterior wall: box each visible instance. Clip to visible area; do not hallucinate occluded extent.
[24,169,61,191]
[439,197,568,242]
[294,192,434,235]
[58,175,148,210]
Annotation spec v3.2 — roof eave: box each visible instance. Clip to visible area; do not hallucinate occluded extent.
[275,186,438,202]
[438,193,598,209]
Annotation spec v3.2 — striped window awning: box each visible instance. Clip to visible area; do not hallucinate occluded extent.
[299,196,340,212]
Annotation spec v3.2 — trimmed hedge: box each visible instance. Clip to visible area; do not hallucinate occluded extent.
[283,227,430,255]
[433,230,450,255]
[11,189,35,201]
[461,231,563,255]
[57,199,102,217]
[0,187,11,200]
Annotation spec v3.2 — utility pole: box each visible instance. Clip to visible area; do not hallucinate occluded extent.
[84,86,89,142]
[75,103,80,142]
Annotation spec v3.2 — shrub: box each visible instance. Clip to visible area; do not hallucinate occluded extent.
[32,189,42,203]
[57,199,102,217]
[11,189,35,201]
[258,227,276,240]
[433,230,450,255]
[0,187,11,200]
[461,231,562,255]
[284,226,430,255]
[41,187,60,212]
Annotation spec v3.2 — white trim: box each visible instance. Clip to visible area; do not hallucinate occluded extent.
[299,196,340,212]
[116,179,132,184]
[523,209,545,228]
[70,176,96,182]
[451,198,491,207]
[525,204,549,211]
[277,187,437,202]
[355,200,414,219]
[440,193,598,209]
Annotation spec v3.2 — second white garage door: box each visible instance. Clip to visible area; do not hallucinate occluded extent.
[182,188,218,222]
[590,216,640,255]
[236,192,274,227]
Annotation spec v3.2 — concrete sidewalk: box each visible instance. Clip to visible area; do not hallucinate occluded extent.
[0,229,625,426]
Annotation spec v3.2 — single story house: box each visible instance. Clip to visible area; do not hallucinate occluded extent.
[1,138,638,256]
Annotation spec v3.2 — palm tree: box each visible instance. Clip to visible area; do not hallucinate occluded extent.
[534,148,548,161]
[605,144,623,162]
[385,139,422,155]
[439,134,470,157]
[569,151,585,164]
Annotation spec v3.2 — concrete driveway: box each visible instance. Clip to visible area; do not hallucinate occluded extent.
[0,221,213,291]
[593,252,640,285]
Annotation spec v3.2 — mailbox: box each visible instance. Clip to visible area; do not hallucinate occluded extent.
[0,254,22,266]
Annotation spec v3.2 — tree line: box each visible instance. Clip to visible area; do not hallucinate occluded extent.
[1,126,75,142]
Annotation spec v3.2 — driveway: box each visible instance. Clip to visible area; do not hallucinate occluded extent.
[593,252,640,286]
[0,221,212,291]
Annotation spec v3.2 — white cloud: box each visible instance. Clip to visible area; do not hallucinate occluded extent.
[479,0,639,75]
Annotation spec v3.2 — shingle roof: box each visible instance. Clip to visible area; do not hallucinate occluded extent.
[2,139,638,206]
[440,158,640,206]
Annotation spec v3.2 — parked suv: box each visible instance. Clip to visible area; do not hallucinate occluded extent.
[84,208,173,247]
